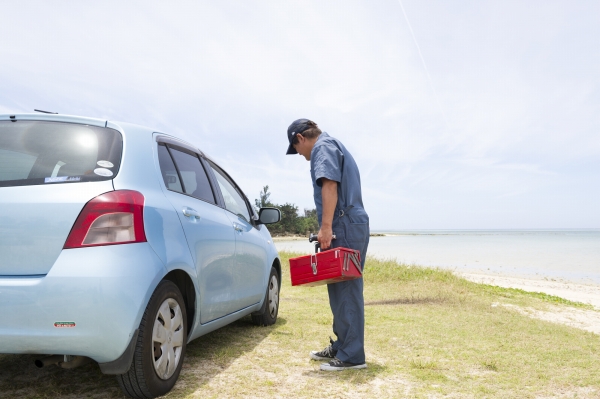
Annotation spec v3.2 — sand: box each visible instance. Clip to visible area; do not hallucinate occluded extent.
[460,272,600,308]
[460,272,600,334]
[272,236,307,241]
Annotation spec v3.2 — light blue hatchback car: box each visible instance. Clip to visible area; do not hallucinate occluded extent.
[0,113,282,398]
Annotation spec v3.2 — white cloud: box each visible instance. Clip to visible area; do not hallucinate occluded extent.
[0,0,598,229]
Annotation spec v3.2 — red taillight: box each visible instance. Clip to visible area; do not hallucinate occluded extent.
[64,190,147,249]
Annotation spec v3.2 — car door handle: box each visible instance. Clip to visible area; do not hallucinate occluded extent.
[233,223,243,232]
[182,207,201,219]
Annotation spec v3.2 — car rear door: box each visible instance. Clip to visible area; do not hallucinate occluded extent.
[156,141,242,324]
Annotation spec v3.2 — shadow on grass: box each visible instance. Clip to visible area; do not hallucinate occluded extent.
[0,353,119,399]
[0,316,286,399]
[302,361,388,384]
[173,316,288,395]
[365,296,449,306]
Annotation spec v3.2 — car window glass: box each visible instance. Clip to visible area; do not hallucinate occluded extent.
[0,120,122,187]
[157,144,183,193]
[207,162,250,222]
[169,148,215,204]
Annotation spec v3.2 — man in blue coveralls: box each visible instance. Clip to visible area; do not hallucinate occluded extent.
[286,118,369,371]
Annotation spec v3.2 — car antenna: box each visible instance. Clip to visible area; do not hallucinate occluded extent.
[34,109,58,114]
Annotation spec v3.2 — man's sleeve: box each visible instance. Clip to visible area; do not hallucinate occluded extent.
[313,142,343,187]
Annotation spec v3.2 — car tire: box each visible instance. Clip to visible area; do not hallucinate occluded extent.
[251,267,280,326]
[116,280,187,399]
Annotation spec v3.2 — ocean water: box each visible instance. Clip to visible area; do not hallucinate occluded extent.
[274,230,600,284]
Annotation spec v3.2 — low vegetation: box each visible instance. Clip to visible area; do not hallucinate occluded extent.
[1,253,599,398]
[254,186,319,236]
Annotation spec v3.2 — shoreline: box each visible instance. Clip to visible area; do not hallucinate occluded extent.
[272,233,388,242]
[273,237,600,309]
[271,236,307,242]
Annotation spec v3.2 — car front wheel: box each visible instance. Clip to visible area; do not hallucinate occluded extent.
[251,267,280,326]
[117,280,187,398]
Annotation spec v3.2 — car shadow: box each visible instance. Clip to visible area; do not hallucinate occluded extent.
[171,316,287,395]
[0,316,286,398]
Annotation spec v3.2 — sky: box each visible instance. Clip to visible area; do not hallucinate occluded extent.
[1,1,598,230]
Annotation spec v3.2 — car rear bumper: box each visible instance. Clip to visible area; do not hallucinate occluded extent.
[0,243,165,363]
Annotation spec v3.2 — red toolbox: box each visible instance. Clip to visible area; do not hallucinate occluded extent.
[289,247,362,287]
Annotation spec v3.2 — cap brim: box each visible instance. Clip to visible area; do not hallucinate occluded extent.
[286,142,297,155]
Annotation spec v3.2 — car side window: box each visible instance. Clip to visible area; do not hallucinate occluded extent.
[157,144,183,193]
[169,148,216,204]
[207,162,251,223]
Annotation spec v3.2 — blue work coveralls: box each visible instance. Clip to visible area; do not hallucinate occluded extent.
[310,132,369,365]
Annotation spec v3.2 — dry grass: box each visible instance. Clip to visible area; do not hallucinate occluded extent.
[1,252,600,398]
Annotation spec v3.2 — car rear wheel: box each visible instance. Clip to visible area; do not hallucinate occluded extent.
[117,280,187,398]
[251,267,280,326]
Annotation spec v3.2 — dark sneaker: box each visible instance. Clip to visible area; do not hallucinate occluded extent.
[310,337,337,361]
[320,357,367,371]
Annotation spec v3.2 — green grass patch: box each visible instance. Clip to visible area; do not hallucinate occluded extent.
[0,252,598,398]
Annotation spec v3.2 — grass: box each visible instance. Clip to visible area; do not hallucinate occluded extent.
[1,252,599,398]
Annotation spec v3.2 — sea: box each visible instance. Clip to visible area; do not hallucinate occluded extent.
[274,229,600,284]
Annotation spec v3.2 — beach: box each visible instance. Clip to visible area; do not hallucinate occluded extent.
[275,230,600,333]
[459,272,600,308]
[459,272,600,334]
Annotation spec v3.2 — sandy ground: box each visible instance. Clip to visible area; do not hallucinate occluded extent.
[460,272,600,308]
[273,233,385,242]
[272,236,307,241]
[461,272,600,334]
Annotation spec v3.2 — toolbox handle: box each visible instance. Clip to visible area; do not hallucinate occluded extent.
[308,233,336,253]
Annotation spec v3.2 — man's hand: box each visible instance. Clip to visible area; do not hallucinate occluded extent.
[319,178,338,250]
[318,225,334,250]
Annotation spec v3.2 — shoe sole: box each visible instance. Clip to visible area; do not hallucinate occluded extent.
[310,352,334,361]
[320,363,367,371]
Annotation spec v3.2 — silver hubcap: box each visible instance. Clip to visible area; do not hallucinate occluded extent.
[268,275,279,318]
[152,298,184,380]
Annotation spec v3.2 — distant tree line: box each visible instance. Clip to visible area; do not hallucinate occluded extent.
[254,185,319,236]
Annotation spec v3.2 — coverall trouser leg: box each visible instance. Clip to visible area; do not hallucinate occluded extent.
[328,217,369,364]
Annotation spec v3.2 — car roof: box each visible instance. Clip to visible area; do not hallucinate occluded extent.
[0,112,215,164]
[0,113,108,127]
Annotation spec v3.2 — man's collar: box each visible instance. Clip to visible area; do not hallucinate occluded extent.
[310,132,329,158]
[317,132,329,141]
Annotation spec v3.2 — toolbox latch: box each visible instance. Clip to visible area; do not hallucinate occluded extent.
[310,254,318,275]
[344,250,362,275]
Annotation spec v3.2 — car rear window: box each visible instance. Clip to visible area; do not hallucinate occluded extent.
[0,120,122,187]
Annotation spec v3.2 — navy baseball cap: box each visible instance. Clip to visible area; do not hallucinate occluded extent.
[286,118,311,155]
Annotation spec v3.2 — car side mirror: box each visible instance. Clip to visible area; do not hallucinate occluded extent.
[257,207,281,225]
